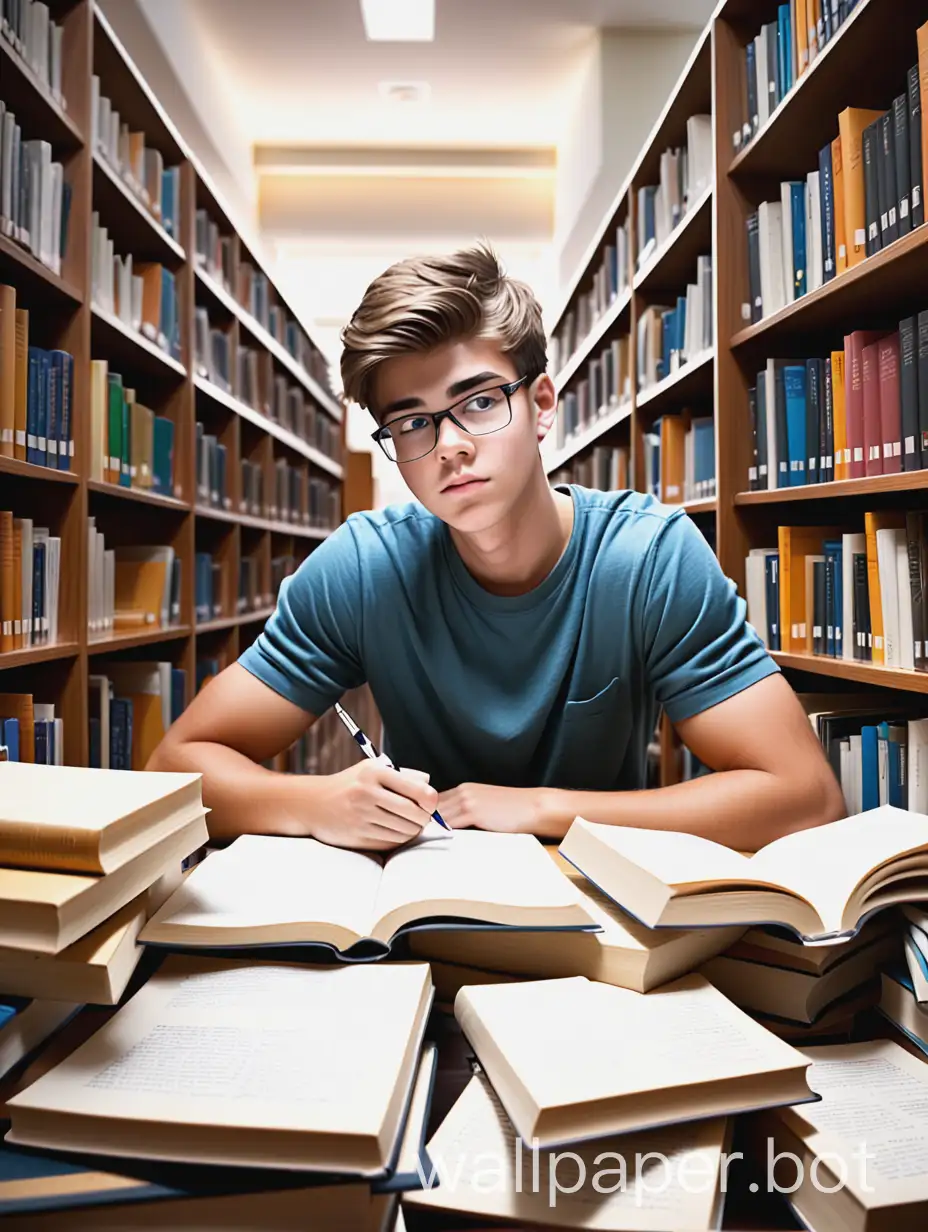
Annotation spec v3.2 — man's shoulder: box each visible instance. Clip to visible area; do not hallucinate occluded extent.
[343,498,442,551]
[570,485,687,549]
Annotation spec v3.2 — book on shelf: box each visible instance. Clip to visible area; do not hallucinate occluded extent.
[636,255,713,393]
[408,849,742,993]
[0,285,74,469]
[91,221,182,363]
[549,443,630,492]
[195,208,234,291]
[1,2,67,109]
[559,805,928,941]
[193,306,232,390]
[0,106,71,276]
[550,217,631,377]
[736,2,871,153]
[635,116,712,270]
[0,866,180,1005]
[751,1039,928,1231]
[641,413,715,504]
[0,996,78,1083]
[404,1069,729,1231]
[0,509,60,652]
[88,359,175,493]
[194,550,225,622]
[139,830,597,958]
[90,78,181,238]
[0,694,65,765]
[453,973,814,1149]
[5,955,434,1176]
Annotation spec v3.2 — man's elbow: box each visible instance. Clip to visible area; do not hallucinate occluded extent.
[145,729,191,774]
[790,761,847,835]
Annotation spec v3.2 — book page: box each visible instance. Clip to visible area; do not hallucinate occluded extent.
[749,807,928,932]
[8,955,431,1141]
[141,834,382,944]
[373,832,586,932]
[782,1040,928,1207]
[458,975,806,1113]
[406,1073,725,1231]
[567,823,753,888]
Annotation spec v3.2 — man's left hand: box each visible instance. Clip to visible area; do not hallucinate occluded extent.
[437,783,551,835]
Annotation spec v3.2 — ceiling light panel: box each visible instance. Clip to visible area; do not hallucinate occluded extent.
[361,0,435,42]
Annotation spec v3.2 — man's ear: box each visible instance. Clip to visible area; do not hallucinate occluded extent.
[531,373,557,442]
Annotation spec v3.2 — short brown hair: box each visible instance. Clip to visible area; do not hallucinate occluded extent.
[339,242,547,412]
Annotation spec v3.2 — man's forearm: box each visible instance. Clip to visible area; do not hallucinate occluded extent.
[147,740,313,841]
[536,766,845,850]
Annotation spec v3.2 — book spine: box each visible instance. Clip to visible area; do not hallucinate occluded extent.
[906,511,926,671]
[806,359,821,485]
[894,92,912,237]
[818,143,836,281]
[878,333,902,474]
[862,119,882,256]
[900,317,920,472]
[861,342,883,476]
[919,311,928,467]
[909,64,924,228]
[747,213,762,323]
[880,110,899,245]
[823,355,834,483]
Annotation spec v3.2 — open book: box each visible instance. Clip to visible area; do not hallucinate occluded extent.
[140,831,595,957]
[6,955,434,1176]
[0,762,204,873]
[454,974,815,1149]
[559,805,928,941]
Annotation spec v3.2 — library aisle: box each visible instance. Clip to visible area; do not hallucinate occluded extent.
[4,2,928,1231]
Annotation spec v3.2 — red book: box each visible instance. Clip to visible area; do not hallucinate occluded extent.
[844,329,887,479]
[878,332,902,474]
[862,341,883,477]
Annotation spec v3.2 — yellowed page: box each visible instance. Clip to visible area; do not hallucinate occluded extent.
[406,1073,725,1230]
[7,956,431,1161]
[456,975,808,1116]
[563,821,753,888]
[749,806,928,933]
[373,831,591,936]
[779,1040,928,1209]
[140,835,382,946]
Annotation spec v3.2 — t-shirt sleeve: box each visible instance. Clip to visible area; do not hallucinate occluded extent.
[636,512,780,724]
[237,524,365,716]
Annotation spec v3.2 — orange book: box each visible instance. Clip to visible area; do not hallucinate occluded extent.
[808,0,821,64]
[659,413,689,504]
[0,510,13,654]
[11,518,22,651]
[795,0,809,77]
[831,138,848,276]
[0,285,15,459]
[864,511,906,667]
[778,525,842,654]
[831,350,848,481]
[838,108,885,268]
[114,559,168,629]
[919,23,928,220]
[134,264,163,342]
[0,693,34,762]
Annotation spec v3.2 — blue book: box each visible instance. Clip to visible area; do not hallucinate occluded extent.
[25,347,43,466]
[48,350,70,470]
[783,365,808,486]
[34,719,49,766]
[861,725,880,811]
[171,668,187,724]
[823,539,843,658]
[818,143,836,282]
[0,718,19,762]
[765,553,780,650]
[780,182,806,298]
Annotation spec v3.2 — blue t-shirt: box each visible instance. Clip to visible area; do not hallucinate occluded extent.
[238,486,778,793]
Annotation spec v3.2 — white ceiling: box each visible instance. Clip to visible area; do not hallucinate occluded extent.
[144,0,714,149]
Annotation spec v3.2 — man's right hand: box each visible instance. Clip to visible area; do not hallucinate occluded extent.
[301,759,439,851]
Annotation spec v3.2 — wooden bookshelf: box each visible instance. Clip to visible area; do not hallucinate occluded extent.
[547,0,928,787]
[0,1,346,769]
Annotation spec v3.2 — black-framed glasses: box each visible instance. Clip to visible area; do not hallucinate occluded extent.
[371,375,531,464]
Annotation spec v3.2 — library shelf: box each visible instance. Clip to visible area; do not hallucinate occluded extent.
[0,642,81,671]
[0,33,84,150]
[195,504,332,541]
[682,497,717,515]
[633,184,713,296]
[196,609,275,635]
[194,375,344,479]
[91,151,186,266]
[0,234,83,308]
[0,456,80,485]
[87,625,192,655]
[553,290,632,395]
[635,347,715,414]
[735,471,928,505]
[726,0,875,181]
[194,266,342,423]
[730,225,928,351]
[91,304,187,380]
[771,652,928,695]
[86,479,191,512]
[545,400,633,476]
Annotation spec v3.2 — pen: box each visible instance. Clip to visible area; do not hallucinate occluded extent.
[333,702,452,833]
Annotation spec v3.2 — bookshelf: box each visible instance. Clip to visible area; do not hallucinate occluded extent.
[0,1,346,771]
[547,0,928,786]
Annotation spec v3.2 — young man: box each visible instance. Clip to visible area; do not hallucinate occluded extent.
[148,245,845,851]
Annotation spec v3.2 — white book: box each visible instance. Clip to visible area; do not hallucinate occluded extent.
[16,517,32,644]
[50,22,63,104]
[806,171,823,292]
[848,734,862,816]
[842,532,866,661]
[780,181,795,303]
[756,27,770,129]
[1,110,14,237]
[875,527,901,667]
[758,200,786,317]
[90,76,100,150]
[49,159,62,274]
[909,718,928,813]
[88,674,111,769]
[896,534,915,671]
[745,548,771,648]
[45,534,60,645]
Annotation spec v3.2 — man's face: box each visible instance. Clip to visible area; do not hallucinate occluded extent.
[370,339,556,532]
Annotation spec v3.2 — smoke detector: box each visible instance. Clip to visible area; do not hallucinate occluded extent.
[378,80,431,104]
